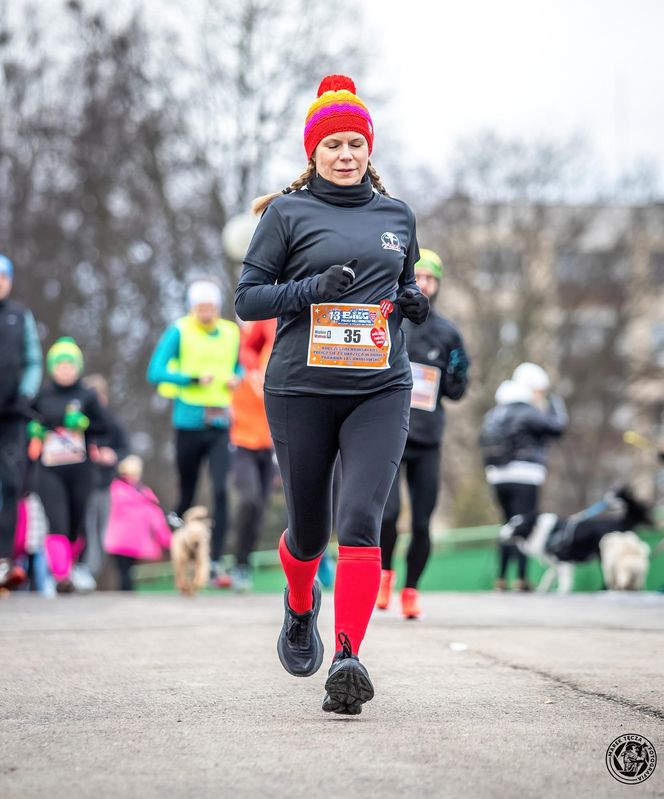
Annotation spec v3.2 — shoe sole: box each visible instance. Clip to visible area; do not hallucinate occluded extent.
[277,582,324,678]
[323,659,374,715]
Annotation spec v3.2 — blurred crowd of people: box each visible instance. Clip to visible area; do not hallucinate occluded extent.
[0,258,280,596]
[0,246,659,604]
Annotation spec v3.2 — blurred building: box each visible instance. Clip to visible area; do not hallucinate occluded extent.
[419,198,664,526]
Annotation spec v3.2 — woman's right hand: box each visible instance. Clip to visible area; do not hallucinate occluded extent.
[316,259,357,301]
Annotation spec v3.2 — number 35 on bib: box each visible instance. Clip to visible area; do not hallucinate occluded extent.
[308,303,392,369]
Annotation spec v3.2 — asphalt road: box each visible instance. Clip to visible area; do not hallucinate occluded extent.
[2,591,663,798]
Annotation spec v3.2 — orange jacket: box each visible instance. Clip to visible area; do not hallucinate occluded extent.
[231,319,277,450]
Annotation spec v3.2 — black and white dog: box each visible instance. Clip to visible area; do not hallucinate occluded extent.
[499,486,653,592]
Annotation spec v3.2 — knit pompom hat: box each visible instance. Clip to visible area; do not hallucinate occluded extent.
[47,337,84,375]
[304,75,374,160]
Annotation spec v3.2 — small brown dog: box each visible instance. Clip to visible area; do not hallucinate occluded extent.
[170,506,211,596]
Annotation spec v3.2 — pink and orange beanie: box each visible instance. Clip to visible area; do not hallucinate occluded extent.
[304,74,374,160]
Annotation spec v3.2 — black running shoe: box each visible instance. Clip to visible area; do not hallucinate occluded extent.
[322,632,374,715]
[277,581,324,677]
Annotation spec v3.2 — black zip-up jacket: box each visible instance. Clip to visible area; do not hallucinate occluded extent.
[0,298,27,410]
[403,312,469,447]
[235,175,422,396]
[32,380,110,455]
[487,398,568,467]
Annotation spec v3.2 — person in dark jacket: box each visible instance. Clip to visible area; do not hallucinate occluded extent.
[82,374,129,582]
[480,364,567,591]
[0,254,43,591]
[235,74,429,715]
[377,249,469,618]
[29,338,110,592]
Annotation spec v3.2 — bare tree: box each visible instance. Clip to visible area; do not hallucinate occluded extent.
[0,0,370,516]
[189,0,366,216]
[416,134,662,524]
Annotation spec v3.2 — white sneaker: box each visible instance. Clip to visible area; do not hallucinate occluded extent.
[167,512,184,530]
[71,564,97,593]
[231,565,252,592]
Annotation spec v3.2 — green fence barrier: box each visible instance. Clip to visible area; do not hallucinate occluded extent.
[135,526,664,593]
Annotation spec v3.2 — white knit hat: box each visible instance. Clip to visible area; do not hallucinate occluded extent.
[187,279,222,309]
[512,362,550,391]
[495,379,533,405]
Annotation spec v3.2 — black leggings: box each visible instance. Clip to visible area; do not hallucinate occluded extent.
[233,447,275,567]
[175,427,231,562]
[115,554,136,591]
[36,461,92,543]
[380,442,440,588]
[0,417,26,559]
[265,388,410,560]
[494,482,539,580]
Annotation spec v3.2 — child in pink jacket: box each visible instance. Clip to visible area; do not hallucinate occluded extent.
[104,455,171,590]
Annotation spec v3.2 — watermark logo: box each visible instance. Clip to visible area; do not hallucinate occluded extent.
[606,734,657,784]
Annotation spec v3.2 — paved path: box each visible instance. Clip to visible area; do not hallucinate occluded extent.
[2,592,664,798]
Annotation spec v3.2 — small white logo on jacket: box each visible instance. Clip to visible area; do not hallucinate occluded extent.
[381,232,401,251]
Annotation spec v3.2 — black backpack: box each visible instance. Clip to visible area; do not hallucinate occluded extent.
[479,406,516,467]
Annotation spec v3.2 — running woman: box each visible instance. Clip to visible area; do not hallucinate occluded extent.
[235,74,428,715]
[29,338,110,591]
[377,249,470,618]
[147,277,241,586]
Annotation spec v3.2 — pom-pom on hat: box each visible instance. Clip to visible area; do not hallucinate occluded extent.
[47,337,84,375]
[415,249,444,281]
[304,74,374,160]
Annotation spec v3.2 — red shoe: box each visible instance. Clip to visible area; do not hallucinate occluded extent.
[401,587,422,619]
[376,569,394,610]
[0,559,27,591]
[210,561,232,589]
[212,574,232,589]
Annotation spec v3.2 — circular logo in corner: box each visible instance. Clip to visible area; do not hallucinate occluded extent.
[606,734,657,784]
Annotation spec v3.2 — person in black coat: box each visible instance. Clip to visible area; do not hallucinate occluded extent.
[0,254,43,591]
[480,364,567,590]
[377,249,470,618]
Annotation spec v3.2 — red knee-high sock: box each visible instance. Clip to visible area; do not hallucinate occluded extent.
[279,532,322,614]
[334,545,381,655]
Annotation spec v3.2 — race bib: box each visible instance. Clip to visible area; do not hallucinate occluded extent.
[410,362,441,412]
[204,406,231,425]
[41,429,86,467]
[308,303,392,370]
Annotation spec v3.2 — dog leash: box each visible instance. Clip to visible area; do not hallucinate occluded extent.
[558,496,613,545]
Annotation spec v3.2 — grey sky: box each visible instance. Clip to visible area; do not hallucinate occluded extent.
[364,0,663,190]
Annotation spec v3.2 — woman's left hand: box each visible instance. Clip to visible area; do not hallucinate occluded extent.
[396,290,429,324]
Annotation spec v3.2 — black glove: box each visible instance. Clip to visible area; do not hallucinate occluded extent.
[396,289,429,324]
[316,259,357,301]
